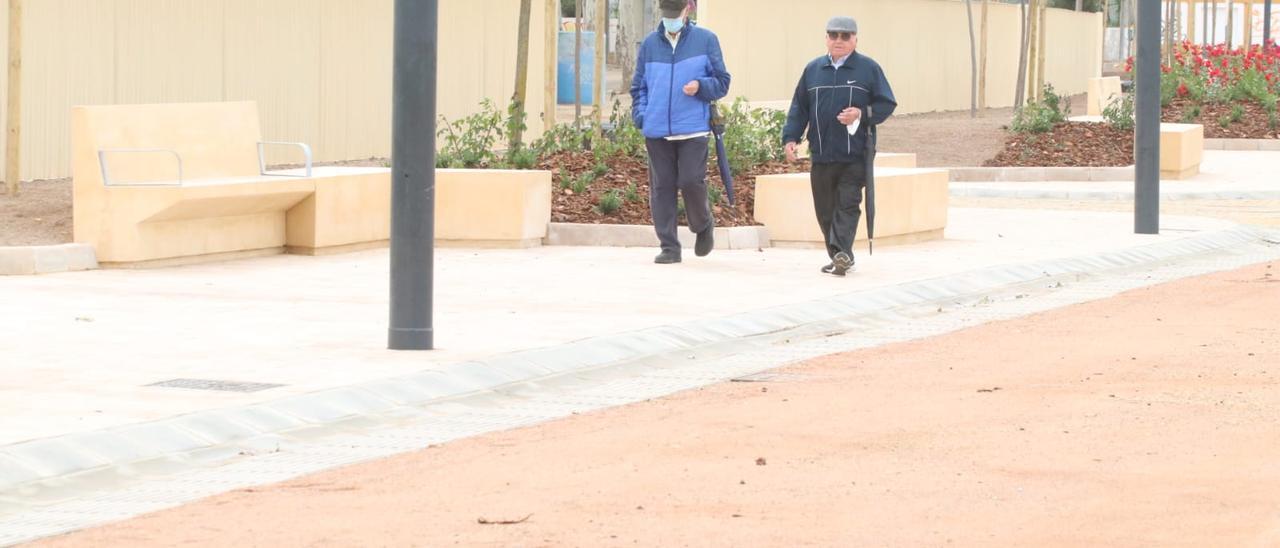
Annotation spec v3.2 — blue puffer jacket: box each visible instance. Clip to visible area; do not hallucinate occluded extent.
[630,21,731,139]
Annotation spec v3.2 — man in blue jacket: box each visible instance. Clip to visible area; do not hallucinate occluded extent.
[630,0,731,264]
[783,16,897,277]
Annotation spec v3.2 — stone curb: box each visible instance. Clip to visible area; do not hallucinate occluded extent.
[947,166,1135,182]
[0,244,98,276]
[950,185,1280,201]
[545,223,771,250]
[1204,138,1280,151]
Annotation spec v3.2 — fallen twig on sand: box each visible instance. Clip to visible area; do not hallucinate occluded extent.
[477,514,533,525]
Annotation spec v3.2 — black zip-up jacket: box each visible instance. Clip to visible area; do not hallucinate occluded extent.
[782,52,897,164]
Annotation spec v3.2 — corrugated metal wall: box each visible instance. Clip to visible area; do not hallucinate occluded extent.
[1,0,549,180]
[700,0,1104,115]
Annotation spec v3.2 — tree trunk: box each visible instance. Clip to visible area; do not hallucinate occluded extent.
[1037,0,1046,100]
[5,0,22,198]
[593,0,606,124]
[618,0,644,104]
[582,0,596,29]
[965,0,978,118]
[1212,0,1218,43]
[1204,0,1211,45]
[1076,0,1083,10]
[511,0,533,150]
[1027,0,1039,102]
[979,0,989,111]
[574,0,582,129]
[1227,0,1234,48]
[543,0,559,131]
[1016,0,1029,108]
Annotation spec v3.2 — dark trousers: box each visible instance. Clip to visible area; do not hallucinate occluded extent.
[645,136,713,252]
[810,161,866,259]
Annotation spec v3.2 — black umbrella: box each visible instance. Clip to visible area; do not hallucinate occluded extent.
[709,103,735,205]
[863,121,877,255]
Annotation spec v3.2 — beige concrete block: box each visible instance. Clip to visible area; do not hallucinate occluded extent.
[1087,77,1123,116]
[754,168,949,246]
[435,169,552,245]
[286,167,391,253]
[1159,123,1204,180]
[876,153,917,169]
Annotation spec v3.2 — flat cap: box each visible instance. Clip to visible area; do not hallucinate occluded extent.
[826,16,858,34]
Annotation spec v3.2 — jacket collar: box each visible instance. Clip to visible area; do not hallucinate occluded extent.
[824,51,860,69]
[657,19,695,45]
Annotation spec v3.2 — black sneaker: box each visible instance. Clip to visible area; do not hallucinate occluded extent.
[694,226,715,257]
[654,249,682,264]
[830,252,855,276]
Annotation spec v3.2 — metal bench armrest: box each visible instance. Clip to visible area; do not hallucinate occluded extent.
[258,141,313,177]
[97,148,184,187]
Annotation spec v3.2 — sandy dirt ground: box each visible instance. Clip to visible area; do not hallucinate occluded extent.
[39,260,1280,548]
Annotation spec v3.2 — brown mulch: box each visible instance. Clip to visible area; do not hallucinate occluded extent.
[984,122,1135,168]
[1163,98,1280,139]
[538,151,810,227]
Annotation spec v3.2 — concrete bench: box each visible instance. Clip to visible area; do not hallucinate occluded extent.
[72,102,392,266]
[1159,123,1204,180]
[436,169,552,248]
[1087,76,1123,116]
[73,102,554,266]
[754,157,949,248]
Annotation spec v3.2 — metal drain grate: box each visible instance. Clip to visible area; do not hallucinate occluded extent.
[146,379,285,393]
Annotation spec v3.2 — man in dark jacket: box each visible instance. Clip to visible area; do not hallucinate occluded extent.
[783,16,897,276]
[630,0,731,264]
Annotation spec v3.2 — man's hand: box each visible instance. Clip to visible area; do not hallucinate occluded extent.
[785,142,799,163]
[837,107,863,126]
[683,80,700,96]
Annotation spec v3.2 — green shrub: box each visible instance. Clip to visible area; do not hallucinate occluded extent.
[624,182,641,203]
[718,97,788,175]
[1012,84,1070,134]
[436,99,505,168]
[1102,93,1135,132]
[595,189,623,215]
[570,173,591,194]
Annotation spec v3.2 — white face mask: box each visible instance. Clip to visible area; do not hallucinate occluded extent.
[663,17,685,34]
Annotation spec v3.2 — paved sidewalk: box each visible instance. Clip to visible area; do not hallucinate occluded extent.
[0,208,1237,447]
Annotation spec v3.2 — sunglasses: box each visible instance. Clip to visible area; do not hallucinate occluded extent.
[827,31,854,41]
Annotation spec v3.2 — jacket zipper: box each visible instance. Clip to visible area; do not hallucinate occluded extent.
[667,32,680,136]
[847,86,853,155]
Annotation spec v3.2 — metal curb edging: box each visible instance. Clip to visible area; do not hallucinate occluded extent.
[545,223,771,250]
[0,225,1275,496]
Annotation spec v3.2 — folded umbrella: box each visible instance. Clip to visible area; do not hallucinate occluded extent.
[863,121,877,255]
[709,103,735,205]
